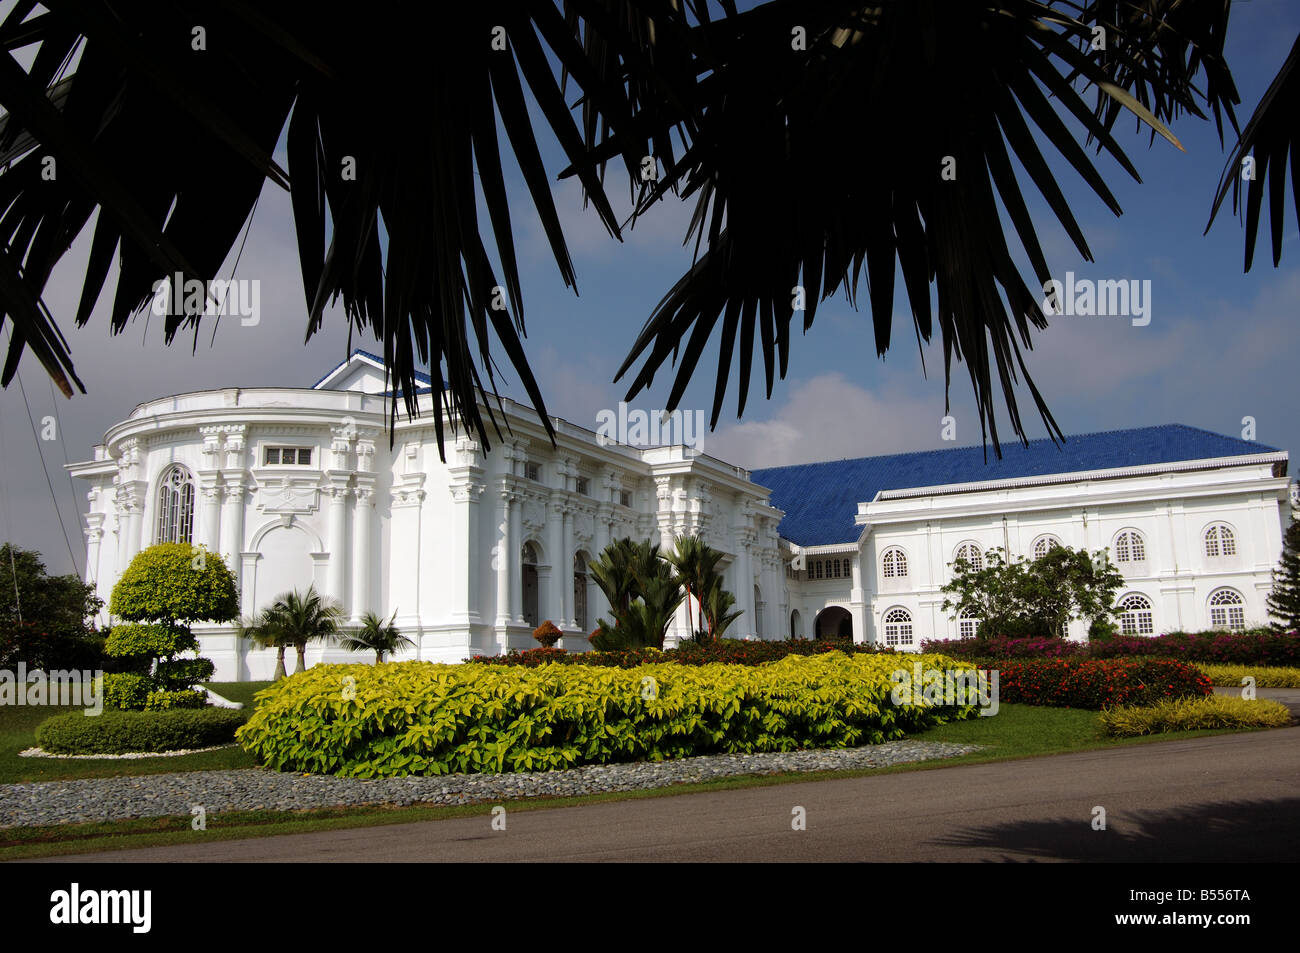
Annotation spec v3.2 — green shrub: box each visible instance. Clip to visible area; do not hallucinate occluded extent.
[238,652,981,777]
[104,622,195,659]
[1099,695,1292,736]
[101,672,151,710]
[109,543,238,624]
[144,688,207,710]
[36,707,247,754]
[154,658,216,690]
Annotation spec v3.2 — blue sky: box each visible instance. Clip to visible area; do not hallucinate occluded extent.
[1,1,1297,576]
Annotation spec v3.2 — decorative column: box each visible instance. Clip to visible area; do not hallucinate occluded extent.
[592,502,612,623]
[351,486,374,622]
[495,488,514,626]
[562,505,576,628]
[850,549,868,645]
[448,436,485,627]
[219,426,247,592]
[509,493,524,623]
[655,476,675,545]
[83,514,105,586]
[545,499,565,625]
[325,484,351,609]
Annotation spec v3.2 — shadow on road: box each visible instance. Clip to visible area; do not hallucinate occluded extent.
[932,796,1300,861]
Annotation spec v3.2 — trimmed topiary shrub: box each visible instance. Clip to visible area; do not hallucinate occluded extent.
[105,544,235,709]
[1099,695,1292,736]
[238,652,981,777]
[101,672,151,710]
[36,707,247,754]
[986,657,1212,709]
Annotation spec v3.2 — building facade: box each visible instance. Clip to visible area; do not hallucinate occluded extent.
[71,351,1294,680]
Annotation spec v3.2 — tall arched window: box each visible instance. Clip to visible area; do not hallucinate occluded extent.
[1205,524,1237,558]
[573,552,589,632]
[1208,588,1245,631]
[1114,530,1147,564]
[521,542,540,627]
[953,542,982,572]
[1117,593,1154,635]
[882,548,908,579]
[883,607,913,646]
[156,465,195,544]
[1032,535,1062,559]
[958,607,981,640]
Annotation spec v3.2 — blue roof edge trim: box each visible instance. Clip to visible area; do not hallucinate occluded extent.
[313,349,434,390]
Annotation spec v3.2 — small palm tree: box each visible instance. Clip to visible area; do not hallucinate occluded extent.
[237,614,291,682]
[338,610,414,663]
[701,576,743,641]
[246,586,345,677]
[666,535,725,635]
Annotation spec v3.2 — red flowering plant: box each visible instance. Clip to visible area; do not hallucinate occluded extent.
[981,657,1211,709]
[531,620,563,648]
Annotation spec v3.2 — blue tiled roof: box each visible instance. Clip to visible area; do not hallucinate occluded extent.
[313,349,433,389]
[751,425,1283,546]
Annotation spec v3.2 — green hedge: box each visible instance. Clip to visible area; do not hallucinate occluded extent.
[36,707,247,754]
[238,652,981,777]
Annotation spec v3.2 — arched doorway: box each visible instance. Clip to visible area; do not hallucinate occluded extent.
[790,609,802,639]
[815,606,852,640]
[573,552,590,631]
[522,542,540,627]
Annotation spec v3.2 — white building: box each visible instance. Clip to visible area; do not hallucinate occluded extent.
[71,350,1294,680]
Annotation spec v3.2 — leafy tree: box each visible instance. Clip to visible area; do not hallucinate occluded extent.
[942,545,1123,638]
[106,543,234,708]
[338,610,415,663]
[242,587,345,677]
[1,4,1294,460]
[1267,517,1300,631]
[0,543,103,668]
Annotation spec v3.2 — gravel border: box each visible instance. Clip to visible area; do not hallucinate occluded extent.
[17,745,238,761]
[0,740,980,828]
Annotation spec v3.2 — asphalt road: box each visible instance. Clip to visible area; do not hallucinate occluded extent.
[36,727,1300,863]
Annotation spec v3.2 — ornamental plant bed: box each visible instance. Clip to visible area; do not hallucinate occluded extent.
[467,637,893,668]
[925,629,1300,667]
[236,652,979,777]
[984,658,1212,709]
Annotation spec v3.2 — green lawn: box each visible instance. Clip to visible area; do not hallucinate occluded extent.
[0,697,1285,858]
[0,682,270,784]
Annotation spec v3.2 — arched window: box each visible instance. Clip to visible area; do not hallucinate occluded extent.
[573,552,589,632]
[882,548,908,579]
[1032,535,1062,559]
[953,542,982,572]
[156,465,195,544]
[1208,588,1245,631]
[1114,530,1147,563]
[883,607,913,646]
[790,609,802,639]
[1117,593,1154,635]
[754,585,764,639]
[521,542,540,627]
[1205,524,1237,558]
[958,607,981,640]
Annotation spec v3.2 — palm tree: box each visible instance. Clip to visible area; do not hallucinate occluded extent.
[0,4,1294,457]
[700,576,743,642]
[236,614,291,682]
[246,586,345,676]
[665,535,724,636]
[590,538,652,615]
[337,610,413,664]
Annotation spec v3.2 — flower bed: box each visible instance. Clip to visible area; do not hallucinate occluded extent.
[985,658,1212,709]
[467,638,892,668]
[236,652,978,777]
[924,629,1300,667]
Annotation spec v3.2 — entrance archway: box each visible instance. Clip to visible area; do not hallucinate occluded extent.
[814,606,852,640]
[790,609,802,639]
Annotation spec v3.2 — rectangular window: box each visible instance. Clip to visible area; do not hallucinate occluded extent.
[525,462,541,482]
[620,490,631,507]
[264,447,313,466]
[576,477,590,496]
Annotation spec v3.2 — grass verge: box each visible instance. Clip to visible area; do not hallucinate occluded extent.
[0,701,1288,859]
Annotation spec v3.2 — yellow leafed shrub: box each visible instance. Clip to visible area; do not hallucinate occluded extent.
[236,652,980,777]
[1194,663,1300,689]
[1098,693,1292,737]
